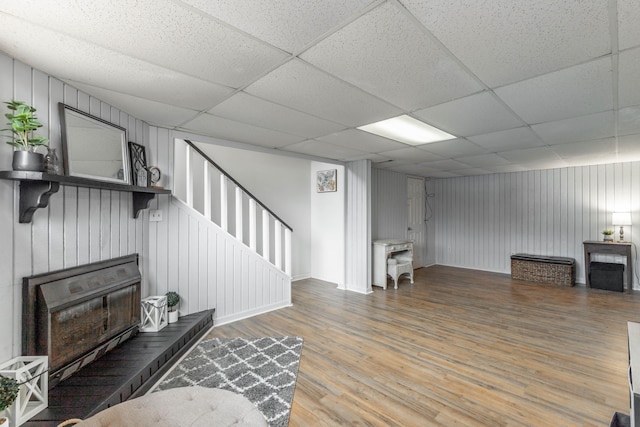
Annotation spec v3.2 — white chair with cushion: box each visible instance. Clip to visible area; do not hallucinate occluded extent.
[70,386,267,427]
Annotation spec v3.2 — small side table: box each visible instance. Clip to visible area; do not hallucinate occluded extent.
[583,241,633,291]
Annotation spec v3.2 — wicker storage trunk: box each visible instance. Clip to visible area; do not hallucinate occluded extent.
[510,254,576,286]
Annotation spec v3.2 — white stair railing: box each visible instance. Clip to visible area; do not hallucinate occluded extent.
[174,138,292,276]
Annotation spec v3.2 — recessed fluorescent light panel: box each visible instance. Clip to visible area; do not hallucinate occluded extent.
[357,115,455,145]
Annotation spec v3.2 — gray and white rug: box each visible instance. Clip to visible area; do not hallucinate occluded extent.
[156,336,303,427]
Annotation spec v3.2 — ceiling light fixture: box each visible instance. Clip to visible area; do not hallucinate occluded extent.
[357,115,455,145]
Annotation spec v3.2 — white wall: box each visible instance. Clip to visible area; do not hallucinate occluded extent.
[311,161,346,287]
[344,160,371,293]
[434,163,640,288]
[191,141,311,280]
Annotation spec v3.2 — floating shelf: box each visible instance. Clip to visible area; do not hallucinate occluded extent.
[0,171,171,223]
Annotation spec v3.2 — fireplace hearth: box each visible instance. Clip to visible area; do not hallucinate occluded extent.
[23,254,141,387]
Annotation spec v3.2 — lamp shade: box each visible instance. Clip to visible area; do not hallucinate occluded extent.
[612,212,632,225]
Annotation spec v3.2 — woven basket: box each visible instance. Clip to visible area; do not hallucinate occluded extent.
[511,258,575,287]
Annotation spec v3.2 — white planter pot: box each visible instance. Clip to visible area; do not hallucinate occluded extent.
[168,310,179,324]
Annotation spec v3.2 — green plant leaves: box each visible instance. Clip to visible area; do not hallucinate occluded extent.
[3,100,48,151]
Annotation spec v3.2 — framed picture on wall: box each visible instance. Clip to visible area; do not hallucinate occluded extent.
[317,169,337,193]
[128,142,149,187]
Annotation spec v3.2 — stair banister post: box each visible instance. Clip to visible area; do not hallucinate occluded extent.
[275,220,282,269]
[220,175,228,232]
[186,144,193,208]
[262,210,270,261]
[204,161,211,221]
[249,199,257,251]
[235,187,243,242]
[285,228,292,276]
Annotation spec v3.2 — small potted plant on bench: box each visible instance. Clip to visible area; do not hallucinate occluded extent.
[3,100,49,171]
[0,375,19,425]
[166,291,180,324]
[602,229,614,242]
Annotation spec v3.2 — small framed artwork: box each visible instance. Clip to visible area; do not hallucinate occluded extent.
[317,169,337,193]
[128,142,149,187]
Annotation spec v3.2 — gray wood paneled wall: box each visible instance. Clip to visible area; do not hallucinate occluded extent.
[434,163,640,288]
[372,168,408,241]
[0,55,148,361]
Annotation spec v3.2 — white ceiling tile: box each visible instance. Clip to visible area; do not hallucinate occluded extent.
[619,48,640,108]
[180,113,303,148]
[402,0,611,87]
[498,147,565,169]
[551,138,618,166]
[420,159,470,171]
[618,0,640,50]
[0,0,288,88]
[373,159,411,170]
[378,147,444,163]
[619,106,640,136]
[343,153,390,162]
[68,83,199,127]
[417,139,489,158]
[301,2,482,111]
[495,58,613,124]
[468,127,545,152]
[531,111,615,145]
[181,0,373,53]
[617,134,640,162]
[208,92,345,138]
[484,164,528,173]
[280,139,366,160]
[317,129,407,153]
[245,59,401,126]
[428,171,461,178]
[413,92,523,137]
[454,154,511,169]
[0,13,234,111]
[450,168,493,176]
[390,164,439,177]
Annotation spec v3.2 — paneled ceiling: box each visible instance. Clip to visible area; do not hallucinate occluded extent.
[1,0,640,177]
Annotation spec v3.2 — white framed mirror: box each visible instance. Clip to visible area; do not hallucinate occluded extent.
[60,104,130,184]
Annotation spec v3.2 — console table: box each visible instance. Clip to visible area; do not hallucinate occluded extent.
[372,239,413,290]
[583,240,632,291]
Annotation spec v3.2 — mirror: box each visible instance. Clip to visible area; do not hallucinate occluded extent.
[60,104,130,184]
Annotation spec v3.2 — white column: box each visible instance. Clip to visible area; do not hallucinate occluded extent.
[262,210,270,261]
[235,187,243,242]
[220,175,228,232]
[249,199,257,251]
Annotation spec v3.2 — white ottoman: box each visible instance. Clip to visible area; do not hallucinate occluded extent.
[74,386,267,427]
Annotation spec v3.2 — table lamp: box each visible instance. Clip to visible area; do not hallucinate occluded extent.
[612,212,631,242]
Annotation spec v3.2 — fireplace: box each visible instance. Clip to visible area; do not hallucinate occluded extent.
[23,254,141,387]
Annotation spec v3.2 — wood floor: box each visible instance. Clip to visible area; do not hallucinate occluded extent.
[208,265,640,426]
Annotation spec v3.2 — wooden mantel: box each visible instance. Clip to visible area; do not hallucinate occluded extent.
[0,171,171,223]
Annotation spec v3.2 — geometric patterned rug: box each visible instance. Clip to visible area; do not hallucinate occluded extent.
[155,337,304,427]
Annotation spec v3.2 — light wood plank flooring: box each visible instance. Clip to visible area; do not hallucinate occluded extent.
[208,265,640,426]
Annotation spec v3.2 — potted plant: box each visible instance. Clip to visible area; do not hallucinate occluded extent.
[166,291,180,323]
[3,100,49,171]
[602,229,614,242]
[0,376,19,425]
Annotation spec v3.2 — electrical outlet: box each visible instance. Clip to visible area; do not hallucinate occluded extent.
[149,210,163,222]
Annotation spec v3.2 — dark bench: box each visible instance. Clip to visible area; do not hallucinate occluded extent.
[510,253,575,286]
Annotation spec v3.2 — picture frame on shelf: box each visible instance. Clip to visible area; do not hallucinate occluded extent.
[128,142,148,187]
